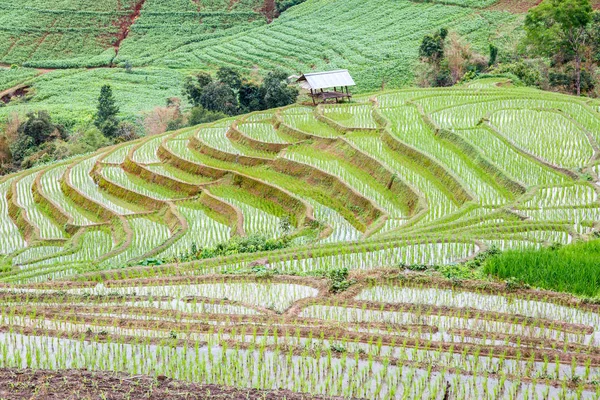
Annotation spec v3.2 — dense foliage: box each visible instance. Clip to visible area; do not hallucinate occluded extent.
[524,0,595,95]
[182,67,298,117]
[143,233,292,266]
[9,111,67,168]
[417,28,489,87]
[275,0,307,13]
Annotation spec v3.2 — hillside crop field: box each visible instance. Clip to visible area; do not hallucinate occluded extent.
[1,82,600,398]
[0,0,526,124]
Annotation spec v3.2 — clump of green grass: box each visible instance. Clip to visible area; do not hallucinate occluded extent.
[484,239,600,297]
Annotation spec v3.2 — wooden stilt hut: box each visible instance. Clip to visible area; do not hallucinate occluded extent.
[296,69,356,105]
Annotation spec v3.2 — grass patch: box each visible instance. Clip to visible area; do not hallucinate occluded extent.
[484,240,600,297]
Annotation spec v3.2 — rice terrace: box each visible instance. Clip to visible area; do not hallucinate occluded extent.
[2,0,600,399]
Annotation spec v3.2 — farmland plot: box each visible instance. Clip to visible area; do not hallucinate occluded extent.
[1,83,600,398]
[2,83,599,271]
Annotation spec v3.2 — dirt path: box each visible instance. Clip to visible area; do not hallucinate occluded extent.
[0,66,54,103]
[0,84,30,103]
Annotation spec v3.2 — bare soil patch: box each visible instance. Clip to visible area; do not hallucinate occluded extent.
[0,85,29,104]
[0,368,348,400]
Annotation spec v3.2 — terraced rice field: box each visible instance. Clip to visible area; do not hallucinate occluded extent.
[1,82,600,398]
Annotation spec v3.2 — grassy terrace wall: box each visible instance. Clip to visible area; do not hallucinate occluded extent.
[271,157,384,232]
[372,104,474,205]
[6,178,39,243]
[189,136,270,167]
[318,139,422,215]
[61,164,115,223]
[157,140,228,180]
[228,123,292,154]
[229,173,315,228]
[90,162,166,211]
[196,191,245,237]
[412,101,528,195]
[123,156,201,196]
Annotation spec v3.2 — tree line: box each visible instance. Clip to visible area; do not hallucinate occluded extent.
[418,0,600,96]
[0,67,299,174]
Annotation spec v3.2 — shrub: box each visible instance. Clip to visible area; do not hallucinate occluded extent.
[188,106,227,126]
[263,70,299,108]
[276,0,306,13]
[143,106,183,135]
[325,267,356,293]
[183,72,213,106]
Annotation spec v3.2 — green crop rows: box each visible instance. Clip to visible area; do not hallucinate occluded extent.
[1,81,600,398]
[0,0,523,125]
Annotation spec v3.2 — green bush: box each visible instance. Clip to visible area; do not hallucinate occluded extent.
[276,0,307,13]
[188,106,227,126]
[147,234,292,265]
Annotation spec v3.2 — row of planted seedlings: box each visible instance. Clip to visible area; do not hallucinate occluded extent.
[0,151,128,278]
[224,114,457,242]
[7,270,600,355]
[1,88,595,270]
[66,229,484,283]
[174,128,381,238]
[214,107,420,230]
[1,282,600,398]
[161,130,388,246]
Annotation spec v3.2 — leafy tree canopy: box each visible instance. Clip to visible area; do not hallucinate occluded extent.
[200,82,239,116]
[183,72,213,106]
[263,70,299,109]
[419,28,448,64]
[524,0,594,95]
[216,67,243,91]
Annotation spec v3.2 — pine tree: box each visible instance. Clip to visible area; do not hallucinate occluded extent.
[94,85,120,138]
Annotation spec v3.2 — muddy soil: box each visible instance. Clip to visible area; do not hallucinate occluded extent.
[0,368,351,399]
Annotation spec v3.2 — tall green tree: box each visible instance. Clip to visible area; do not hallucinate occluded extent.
[94,85,120,138]
[9,111,66,165]
[200,82,239,115]
[419,28,447,65]
[183,72,213,106]
[524,0,593,95]
[239,82,266,112]
[216,67,242,91]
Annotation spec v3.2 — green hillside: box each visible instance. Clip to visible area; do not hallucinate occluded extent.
[0,0,524,124]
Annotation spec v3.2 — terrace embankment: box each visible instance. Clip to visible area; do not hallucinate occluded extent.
[123,156,202,196]
[372,105,474,205]
[6,179,39,243]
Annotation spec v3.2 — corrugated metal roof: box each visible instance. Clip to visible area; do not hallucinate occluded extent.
[296,70,355,90]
